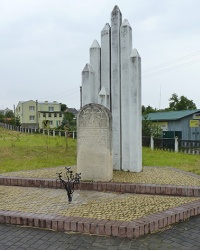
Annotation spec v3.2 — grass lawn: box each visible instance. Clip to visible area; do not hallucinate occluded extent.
[0,127,76,173]
[143,147,200,175]
[0,127,200,175]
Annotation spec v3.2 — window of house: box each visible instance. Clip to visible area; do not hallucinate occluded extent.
[43,113,46,118]
[49,107,54,112]
[29,116,35,121]
[49,121,53,126]
[59,113,62,117]
[54,113,57,117]
[29,106,35,111]
[48,113,51,117]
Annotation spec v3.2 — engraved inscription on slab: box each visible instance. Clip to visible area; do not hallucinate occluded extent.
[77,104,112,181]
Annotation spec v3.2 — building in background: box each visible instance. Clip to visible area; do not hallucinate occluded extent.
[0,107,12,115]
[15,100,63,129]
[146,110,200,140]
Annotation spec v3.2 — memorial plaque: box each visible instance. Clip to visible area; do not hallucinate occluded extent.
[77,104,112,181]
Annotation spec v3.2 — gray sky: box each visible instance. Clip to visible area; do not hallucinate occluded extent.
[1,0,200,111]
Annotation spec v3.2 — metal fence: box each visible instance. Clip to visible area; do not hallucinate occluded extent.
[154,138,175,151]
[179,140,200,154]
[142,136,151,147]
[142,136,200,154]
[1,123,200,154]
[0,123,77,139]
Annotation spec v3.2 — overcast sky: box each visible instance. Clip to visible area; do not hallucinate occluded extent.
[1,0,200,111]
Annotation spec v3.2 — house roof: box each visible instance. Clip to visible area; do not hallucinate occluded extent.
[67,108,78,114]
[18,100,60,105]
[146,109,200,121]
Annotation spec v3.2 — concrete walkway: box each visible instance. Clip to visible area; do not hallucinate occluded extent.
[0,215,200,250]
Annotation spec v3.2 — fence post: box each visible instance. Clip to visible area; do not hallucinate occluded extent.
[150,135,154,150]
[175,136,178,152]
[53,130,55,137]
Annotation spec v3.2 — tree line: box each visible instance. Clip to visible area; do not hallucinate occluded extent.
[142,93,197,115]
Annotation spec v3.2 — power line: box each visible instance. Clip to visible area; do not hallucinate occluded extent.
[143,51,200,72]
[143,58,200,78]
[42,88,79,100]
[38,51,200,101]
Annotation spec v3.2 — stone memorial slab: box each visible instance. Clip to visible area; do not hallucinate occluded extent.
[77,104,112,181]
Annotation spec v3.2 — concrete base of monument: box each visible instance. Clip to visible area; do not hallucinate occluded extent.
[0,166,199,238]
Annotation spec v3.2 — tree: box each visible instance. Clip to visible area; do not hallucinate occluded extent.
[61,112,76,131]
[142,116,162,138]
[142,105,156,115]
[15,116,21,126]
[0,114,4,122]
[5,110,14,118]
[61,103,67,112]
[169,93,197,111]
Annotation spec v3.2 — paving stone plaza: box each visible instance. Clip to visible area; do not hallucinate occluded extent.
[0,165,200,250]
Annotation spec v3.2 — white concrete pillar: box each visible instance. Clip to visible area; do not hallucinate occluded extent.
[101,23,111,110]
[59,131,61,137]
[120,19,132,171]
[151,136,154,150]
[82,63,95,106]
[90,40,101,104]
[53,130,55,137]
[98,87,109,108]
[175,137,178,152]
[129,49,142,172]
[111,5,122,170]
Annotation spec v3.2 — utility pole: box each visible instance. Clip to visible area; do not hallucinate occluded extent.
[36,100,38,129]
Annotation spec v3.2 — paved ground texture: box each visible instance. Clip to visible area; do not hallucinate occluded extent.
[1,166,200,186]
[0,186,198,221]
[0,215,200,250]
[0,166,200,246]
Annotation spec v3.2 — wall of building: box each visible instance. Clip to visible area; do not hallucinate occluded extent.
[38,112,63,129]
[157,114,200,140]
[15,100,63,129]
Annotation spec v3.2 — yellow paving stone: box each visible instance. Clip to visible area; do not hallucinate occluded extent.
[0,185,199,222]
[1,166,199,186]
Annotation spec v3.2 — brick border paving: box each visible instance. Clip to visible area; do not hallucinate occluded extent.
[1,174,200,238]
[0,176,200,197]
[0,200,200,238]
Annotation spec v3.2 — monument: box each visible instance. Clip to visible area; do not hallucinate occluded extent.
[77,104,112,181]
[79,5,142,173]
